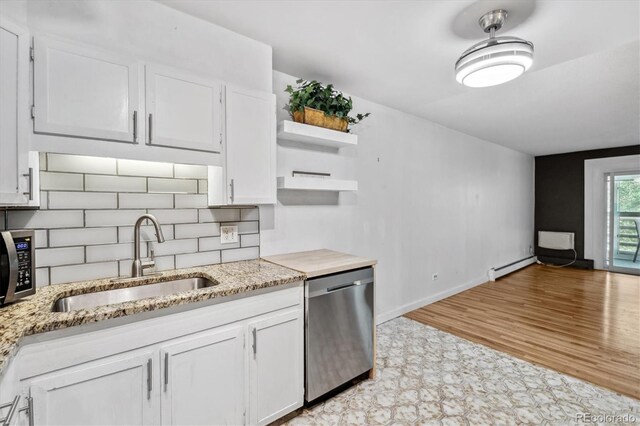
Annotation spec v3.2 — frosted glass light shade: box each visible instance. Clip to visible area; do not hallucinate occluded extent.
[455,37,534,88]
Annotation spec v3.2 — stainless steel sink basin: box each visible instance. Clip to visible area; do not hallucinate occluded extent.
[53,277,216,312]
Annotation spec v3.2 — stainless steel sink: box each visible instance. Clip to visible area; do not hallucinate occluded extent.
[53,277,216,312]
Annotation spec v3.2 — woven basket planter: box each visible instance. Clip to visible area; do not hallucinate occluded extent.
[292,107,348,132]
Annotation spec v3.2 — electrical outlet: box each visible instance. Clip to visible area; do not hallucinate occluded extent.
[432,273,438,281]
[529,245,534,255]
[220,225,238,244]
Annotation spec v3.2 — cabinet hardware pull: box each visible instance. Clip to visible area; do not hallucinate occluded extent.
[22,168,33,201]
[252,328,257,356]
[164,352,169,389]
[147,358,153,399]
[148,113,153,143]
[230,179,235,203]
[0,395,20,426]
[133,111,138,142]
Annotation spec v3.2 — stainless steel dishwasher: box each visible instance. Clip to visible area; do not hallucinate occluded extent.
[305,267,374,402]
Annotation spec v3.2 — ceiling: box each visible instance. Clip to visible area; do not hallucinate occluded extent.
[159,0,640,156]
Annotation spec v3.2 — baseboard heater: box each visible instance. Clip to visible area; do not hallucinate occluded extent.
[488,256,537,281]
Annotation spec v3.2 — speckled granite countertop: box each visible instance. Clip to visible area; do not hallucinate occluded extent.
[0,259,305,375]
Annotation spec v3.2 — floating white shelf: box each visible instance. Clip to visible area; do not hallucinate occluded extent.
[277,176,358,192]
[277,121,358,149]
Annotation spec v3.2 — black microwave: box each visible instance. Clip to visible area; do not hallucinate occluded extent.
[0,230,36,305]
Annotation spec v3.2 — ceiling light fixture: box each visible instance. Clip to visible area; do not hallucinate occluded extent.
[455,10,533,88]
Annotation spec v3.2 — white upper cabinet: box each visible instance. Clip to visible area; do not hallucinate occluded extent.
[33,37,140,143]
[0,19,31,205]
[145,65,222,153]
[225,85,276,205]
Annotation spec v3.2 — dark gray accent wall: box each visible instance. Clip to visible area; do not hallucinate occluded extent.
[535,145,640,265]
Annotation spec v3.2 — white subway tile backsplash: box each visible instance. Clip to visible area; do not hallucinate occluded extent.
[34,230,48,248]
[118,225,174,243]
[85,175,147,192]
[49,192,117,210]
[221,247,260,263]
[241,233,260,248]
[148,209,198,224]
[199,236,239,251]
[240,208,259,221]
[118,159,174,177]
[148,238,197,256]
[40,172,84,191]
[39,152,47,171]
[221,221,259,235]
[85,209,146,227]
[175,223,220,239]
[174,194,207,209]
[36,246,85,267]
[199,209,240,223]
[49,227,118,247]
[175,251,221,269]
[39,191,48,209]
[51,262,118,284]
[5,153,261,285]
[198,180,208,194]
[148,178,197,194]
[36,268,49,287]
[8,210,84,229]
[86,242,145,263]
[174,164,208,179]
[119,193,173,209]
[48,153,116,175]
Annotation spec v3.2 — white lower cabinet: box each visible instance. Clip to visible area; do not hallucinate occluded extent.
[160,326,245,425]
[2,284,303,426]
[25,351,157,426]
[249,310,303,426]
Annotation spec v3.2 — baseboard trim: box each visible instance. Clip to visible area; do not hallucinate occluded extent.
[375,275,487,325]
[489,256,537,281]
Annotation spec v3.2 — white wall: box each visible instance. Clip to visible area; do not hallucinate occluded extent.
[262,71,535,323]
[0,0,272,165]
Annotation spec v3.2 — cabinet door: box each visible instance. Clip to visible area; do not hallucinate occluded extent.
[33,37,140,143]
[26,351,157,425]
[0,19,30,205]
[225,85,276,205]
[249,309,303,426]
[145,64,222,153]
[160,326,245,425]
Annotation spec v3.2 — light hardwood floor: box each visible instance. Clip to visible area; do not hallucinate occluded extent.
[406,264,640,399]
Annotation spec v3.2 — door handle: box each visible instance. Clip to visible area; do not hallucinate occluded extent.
[148,113,153,143]
[252,327,257,356]
[164,352,169,390]
[133,111,138,142]
[22,168,33,201]
[147,358,152,399]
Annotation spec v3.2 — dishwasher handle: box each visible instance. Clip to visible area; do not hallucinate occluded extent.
[309,277,373,298]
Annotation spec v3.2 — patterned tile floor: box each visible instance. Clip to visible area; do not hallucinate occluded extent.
[287,317,640,425]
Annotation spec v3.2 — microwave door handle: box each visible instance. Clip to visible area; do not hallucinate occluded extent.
[1,232,19,304]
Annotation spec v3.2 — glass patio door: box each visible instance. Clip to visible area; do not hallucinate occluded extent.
[605,171,640,274]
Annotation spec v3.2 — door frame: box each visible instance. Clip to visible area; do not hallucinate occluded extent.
[584,154,640,270]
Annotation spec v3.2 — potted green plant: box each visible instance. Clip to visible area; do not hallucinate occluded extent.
[285,79,370,132]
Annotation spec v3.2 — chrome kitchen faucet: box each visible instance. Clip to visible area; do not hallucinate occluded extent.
[131,214,165,278]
